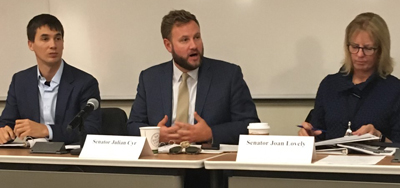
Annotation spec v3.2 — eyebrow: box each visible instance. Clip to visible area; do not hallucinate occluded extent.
[179,33,201,38]
[349,42,374,47]
[40,33,62,38]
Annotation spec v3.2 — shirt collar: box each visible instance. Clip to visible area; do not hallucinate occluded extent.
[172,61,199,82]
[37,60,64,85]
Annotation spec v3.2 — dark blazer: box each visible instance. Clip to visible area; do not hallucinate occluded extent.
[127,57,260,144]
[0,62,101,144]
[311,72,400,142]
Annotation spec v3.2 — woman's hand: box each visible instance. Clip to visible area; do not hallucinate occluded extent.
[298,122,323,136]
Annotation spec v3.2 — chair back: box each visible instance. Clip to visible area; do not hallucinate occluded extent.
[101,108,128,135]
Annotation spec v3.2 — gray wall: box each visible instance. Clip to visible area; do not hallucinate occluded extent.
[2,0,400,100]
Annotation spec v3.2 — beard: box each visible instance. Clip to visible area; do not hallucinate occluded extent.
[172,46,204,71]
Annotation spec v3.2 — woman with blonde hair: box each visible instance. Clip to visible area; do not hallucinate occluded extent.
[298,12,400,142]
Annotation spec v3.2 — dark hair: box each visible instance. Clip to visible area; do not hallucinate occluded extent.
[161,10,199,40]
[27,14,64,42]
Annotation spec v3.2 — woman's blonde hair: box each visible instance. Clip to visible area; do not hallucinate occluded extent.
[342,12,393,78]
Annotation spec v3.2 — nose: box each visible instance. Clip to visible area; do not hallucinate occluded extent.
[356,47,365,57]
[49,38,57,49]
[189,39,197,50]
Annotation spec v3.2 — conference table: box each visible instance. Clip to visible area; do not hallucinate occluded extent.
[0,148,220,188]
[205,153,400,188]
[2,148,400,188]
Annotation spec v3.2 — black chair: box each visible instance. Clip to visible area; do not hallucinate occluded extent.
[100,108,128,135]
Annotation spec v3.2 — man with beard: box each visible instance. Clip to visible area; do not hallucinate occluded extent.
[127,10,259,145]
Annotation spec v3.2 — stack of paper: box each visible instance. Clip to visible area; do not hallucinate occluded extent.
[316,147,348,155]
[0,137,48,148]
[315,133,379,146]
[337,143,396,156]
[315,134,396,156]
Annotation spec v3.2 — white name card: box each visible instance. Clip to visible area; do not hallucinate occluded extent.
[236,135,315,164]
[79,135,153,160]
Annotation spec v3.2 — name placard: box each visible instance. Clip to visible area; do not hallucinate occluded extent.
[236,135,315,164]
[79,135,153,160]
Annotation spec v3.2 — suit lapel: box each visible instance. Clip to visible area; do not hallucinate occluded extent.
[195,58,212,118]
[26,66,40,122]
[161,61,173,126]
[55,63,74,125]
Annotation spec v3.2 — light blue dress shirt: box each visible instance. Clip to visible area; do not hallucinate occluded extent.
[37,61,64,140]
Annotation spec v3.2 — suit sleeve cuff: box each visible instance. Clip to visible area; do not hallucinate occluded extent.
[45,124,53,140]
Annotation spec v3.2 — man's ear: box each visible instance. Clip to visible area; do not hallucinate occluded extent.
[163,38,172,53]
[28,40,34,51]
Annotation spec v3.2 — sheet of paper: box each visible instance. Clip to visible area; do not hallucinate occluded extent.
[316,147,348,155]
[0,137,48,147]
[314,155,385,165]
[27,138,48,148]
[315,133,379,146]
[0,143,25,147]
[0,137,25,147]
[200,144,239,154]
[220,144,238,152]
[337,143,396,156]
[65,145,80,150]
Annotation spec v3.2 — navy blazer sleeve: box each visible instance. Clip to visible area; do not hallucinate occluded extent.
[388,96,400,142]
[127,71,150,136]
[208,65,260,144]
[0,74,22,129]
[310,76,328,141]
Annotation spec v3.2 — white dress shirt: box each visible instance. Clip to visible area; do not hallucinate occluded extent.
[37,61,64,140]
[172,62,198,125]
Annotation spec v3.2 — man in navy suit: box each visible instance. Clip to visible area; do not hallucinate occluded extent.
[0,14,101,144]
[127,10,259,144]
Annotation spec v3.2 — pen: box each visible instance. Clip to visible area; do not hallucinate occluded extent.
[297,125,326,133]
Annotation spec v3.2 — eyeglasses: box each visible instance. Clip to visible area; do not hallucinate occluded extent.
[169,141,201,155]
[348,43,377,56]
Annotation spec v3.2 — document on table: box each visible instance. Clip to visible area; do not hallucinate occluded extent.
[337,143,396,156]
[201,144,238,154]
[315,133,379,146]
[314,155,385,165]
[316,147,348,155]
[65,145,80,150]
[0,137,48,148]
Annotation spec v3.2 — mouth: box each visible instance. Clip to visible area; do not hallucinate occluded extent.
[49,53,58,57]
[355,61,367,64]
[354,59,367,63]
[188,52,199,59]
